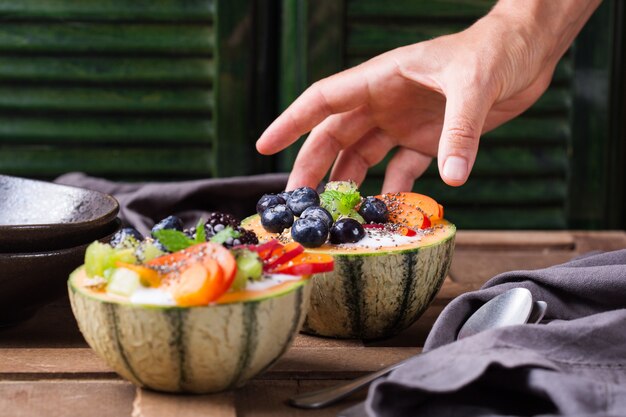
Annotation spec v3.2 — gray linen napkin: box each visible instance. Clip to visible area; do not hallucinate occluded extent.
[344,249,626,417]
[55,172,288,235]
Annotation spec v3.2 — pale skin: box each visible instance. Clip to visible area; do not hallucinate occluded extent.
[256,0,601,193]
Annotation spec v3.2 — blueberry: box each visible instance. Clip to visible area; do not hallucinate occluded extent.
[287,186,320,216]
[358,197,389,224]
[278,190,292,202]
[151,215,184,237]
[110,227,143,248]
[300,206,333,228]
[152,239,168,252]
[329,218,366,244]
[291,217,329,248]
[256,194,286,214]
[260,204,294,233]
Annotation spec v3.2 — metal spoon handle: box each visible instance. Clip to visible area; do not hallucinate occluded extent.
[288,357,413,409]
[529,300,547,324]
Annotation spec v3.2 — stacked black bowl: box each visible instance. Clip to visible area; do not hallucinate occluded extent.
[0,175,120,326]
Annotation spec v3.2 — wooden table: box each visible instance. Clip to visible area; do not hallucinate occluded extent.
[2,231,625,417]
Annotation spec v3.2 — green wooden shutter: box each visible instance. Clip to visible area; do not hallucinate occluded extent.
[278,0,623,229]
[0,0,265,180]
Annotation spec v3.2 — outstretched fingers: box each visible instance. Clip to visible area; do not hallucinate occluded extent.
[382,148,433,193]
[256,66,372,155]
[285,106,376,190]
[437,85,493,186]
[329,129,396,185]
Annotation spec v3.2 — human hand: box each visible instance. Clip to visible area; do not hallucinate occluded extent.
[256,0,600,192]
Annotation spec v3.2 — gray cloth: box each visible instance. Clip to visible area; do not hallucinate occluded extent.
[353,249,626,417]
[55,172,288,235]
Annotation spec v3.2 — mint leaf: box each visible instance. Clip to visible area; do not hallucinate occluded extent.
[341,211,365,223]
[153,229,194,252]
[320,190,342,206]
[342,191,361,210]
[320,190,361,215]
[210,227,241,245]
[194,218,207,243]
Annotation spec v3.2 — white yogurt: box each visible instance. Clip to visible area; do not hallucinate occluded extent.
[129,286,176,306]
[245,273,303,291]
[338,228,421,250]
[126,273,300,306]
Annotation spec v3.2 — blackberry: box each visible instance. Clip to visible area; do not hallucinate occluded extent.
[206,212,239,228]
[222,226,258,248]
[203,212,240,237]
[237,227,258,245]
[200,212,258,248]
[184,227,196,239]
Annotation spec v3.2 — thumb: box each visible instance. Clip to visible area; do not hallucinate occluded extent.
[437,88,492,186]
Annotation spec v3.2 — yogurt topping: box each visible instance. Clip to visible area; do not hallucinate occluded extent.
[125,273,301,306]
[245,273,302,291]
[338,228,421,249]
[130,286,176,306]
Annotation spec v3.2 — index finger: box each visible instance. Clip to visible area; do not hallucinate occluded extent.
[256,66,372,155]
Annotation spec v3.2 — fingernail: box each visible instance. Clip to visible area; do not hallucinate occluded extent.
[443,156,468,181]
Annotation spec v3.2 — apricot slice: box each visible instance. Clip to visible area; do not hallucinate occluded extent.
[377,192,442,223]
[171,260,224,306]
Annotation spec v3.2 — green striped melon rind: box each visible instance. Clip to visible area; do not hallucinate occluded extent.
[302,225,456,340]
[68,269,310,393]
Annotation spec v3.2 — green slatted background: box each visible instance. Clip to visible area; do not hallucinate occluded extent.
[278,0,622,229]
[0,0,261,179]
[0,1,622,229]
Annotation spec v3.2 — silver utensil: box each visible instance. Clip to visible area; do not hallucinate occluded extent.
[456,287,533,339]
[528,300,548,324]
[289,287,543,409]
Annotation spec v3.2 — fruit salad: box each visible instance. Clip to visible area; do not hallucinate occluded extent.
[254,181,445,249]
[78,213,333,307]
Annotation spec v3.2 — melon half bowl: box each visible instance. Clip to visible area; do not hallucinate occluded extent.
[68,266,310,393]
[243,215,455,340]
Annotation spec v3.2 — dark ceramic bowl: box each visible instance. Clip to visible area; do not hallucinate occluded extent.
[0,175,119,253]
[0,218,120,326]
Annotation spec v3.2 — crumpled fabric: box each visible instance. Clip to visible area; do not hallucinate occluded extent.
[55,172,288,235]
[344,249,626,417]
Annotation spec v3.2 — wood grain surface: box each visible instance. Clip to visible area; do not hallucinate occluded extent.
[2,231,625,416]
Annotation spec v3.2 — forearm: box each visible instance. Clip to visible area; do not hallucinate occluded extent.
[489,0,602,65]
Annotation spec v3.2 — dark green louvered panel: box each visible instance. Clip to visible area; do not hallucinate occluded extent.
[0,146,214,176]
[0,87,214,113]
[0,117,214,144]
[278,0,622,229]
[0,57,215,84]
[0,24,214,54]
[0,0,215,21]
[0,0,259,179]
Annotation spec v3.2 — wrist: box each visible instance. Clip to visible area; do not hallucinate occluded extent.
[488,0,602,65]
